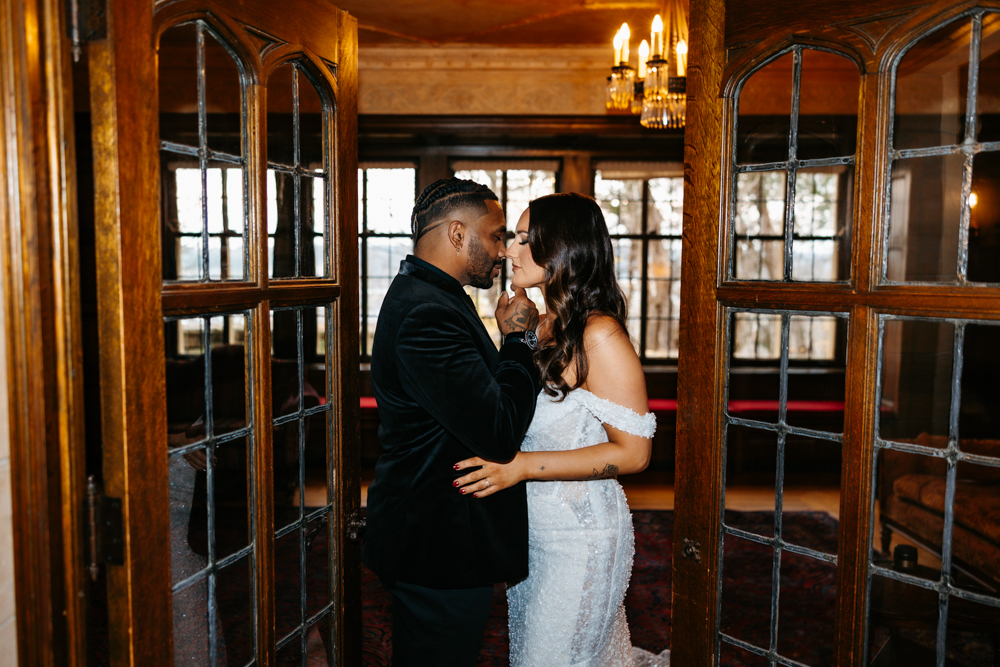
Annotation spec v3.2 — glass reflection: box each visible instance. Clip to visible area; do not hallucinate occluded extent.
[792,167,850,282]
[967,150,1000,283]
[267,62,329,279]
[737,52,794,165]
[879,319,955,442]
[894,18,972,150]
[885,154,965,283]
[796,49,859,161]
[159,21,246,284]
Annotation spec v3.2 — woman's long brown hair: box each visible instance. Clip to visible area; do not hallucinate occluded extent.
[527,192,629,398]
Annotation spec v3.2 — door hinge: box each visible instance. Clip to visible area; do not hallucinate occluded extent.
[86,475,124,582]
[682,538,702,563]
[65,0,107,62]
[346,511,366,542]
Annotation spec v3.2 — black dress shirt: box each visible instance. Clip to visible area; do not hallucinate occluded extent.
[362,256,540,589]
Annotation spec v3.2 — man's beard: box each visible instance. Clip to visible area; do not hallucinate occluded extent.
[466,234,502,289]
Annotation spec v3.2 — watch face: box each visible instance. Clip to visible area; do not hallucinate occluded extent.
[524,330,538,349]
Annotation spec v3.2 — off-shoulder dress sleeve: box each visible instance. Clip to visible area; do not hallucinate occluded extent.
[575,390,656,439]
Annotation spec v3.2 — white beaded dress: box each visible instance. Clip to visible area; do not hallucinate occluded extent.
[507,388,670,667]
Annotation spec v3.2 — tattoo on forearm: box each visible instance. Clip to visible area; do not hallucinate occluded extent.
[504,303,539,332]
[540,466,545,471]
[589,463,619,479]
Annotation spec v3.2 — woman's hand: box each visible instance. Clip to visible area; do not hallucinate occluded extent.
[452,454,527,498]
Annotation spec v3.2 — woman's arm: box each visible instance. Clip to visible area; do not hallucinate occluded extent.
[453,316,652,498]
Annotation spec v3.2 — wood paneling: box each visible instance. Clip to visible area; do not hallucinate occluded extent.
[89,0,172,662]
[0,0,88,664]
[672,0,727,664]
[333,13,361,667]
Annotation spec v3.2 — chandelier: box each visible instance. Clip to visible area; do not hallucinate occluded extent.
[605,2,689,129]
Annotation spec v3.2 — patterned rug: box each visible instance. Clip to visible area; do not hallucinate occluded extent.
[363,510,838,667]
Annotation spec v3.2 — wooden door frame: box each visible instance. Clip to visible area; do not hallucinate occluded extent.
[672,1,727,665]
[88,1,361,665]
[675,1,1000,665]
[0,0,88,664]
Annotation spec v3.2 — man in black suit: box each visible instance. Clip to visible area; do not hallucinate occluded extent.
[362,178,541,666]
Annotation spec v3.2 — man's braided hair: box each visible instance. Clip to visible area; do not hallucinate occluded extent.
[410,178,499,242]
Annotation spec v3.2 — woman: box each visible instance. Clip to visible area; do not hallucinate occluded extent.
[453,193,670,667]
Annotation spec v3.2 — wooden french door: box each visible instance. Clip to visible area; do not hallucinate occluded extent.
[676,0,1000,665]
[89,2,359,665]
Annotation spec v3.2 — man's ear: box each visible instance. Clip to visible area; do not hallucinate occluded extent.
[448,219,465,253]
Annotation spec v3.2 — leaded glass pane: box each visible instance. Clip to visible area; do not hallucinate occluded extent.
[719,309,845,666]
[731,47,857,283]
[159,22,248,284]
[270,304,336,658]
[267,63,331,279]
[885,12,1000,286]
[870,314,1000,665]
[165,312,254,665]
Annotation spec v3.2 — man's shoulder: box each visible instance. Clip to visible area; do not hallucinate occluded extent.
[382,274,465,318]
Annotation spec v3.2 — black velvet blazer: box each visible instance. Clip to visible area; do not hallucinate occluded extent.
[362,256,540,589]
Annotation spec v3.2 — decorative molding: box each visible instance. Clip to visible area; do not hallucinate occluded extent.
[241,22,287,59]
[836,8,920,50]
[321,57,338,80]
[359,46,612,115]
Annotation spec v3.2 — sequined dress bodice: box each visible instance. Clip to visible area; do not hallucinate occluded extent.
[506,389,669,667]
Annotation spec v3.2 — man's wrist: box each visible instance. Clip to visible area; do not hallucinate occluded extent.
[504,330,538,350]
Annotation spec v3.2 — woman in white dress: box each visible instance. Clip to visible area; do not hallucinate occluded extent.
[454,192,670,667]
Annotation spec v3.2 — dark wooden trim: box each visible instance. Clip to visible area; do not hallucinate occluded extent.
[359,113,686,138]
[0,0,58,663]
[161,282,342,314]
[717,284,1000,317]
[89,0,173,663]
[333,12,361,667]
[672,0,728,664]
[0,0,90,663]
[42,0,90,662]
[252,302,275,667]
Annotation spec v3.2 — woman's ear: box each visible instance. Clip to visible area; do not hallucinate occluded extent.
[448,219,465,254]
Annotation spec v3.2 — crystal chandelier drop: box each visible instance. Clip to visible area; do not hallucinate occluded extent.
[606,23,635,112]
[606,4,689,129]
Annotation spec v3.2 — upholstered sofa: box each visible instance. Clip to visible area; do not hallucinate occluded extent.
[878,433,1000,591]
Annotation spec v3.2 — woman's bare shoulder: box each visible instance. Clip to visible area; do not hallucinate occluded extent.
[583,313,629,350]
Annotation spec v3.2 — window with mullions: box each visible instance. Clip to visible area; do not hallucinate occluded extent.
[165,313,255,666]
[358,164,417,357]
[594,163,683,361]
[730,47,859,285]
[267,61,331,280]
[165,165,246,281]
[159,22,248,283]
[718,308,848,667]
[885,11,1000,285]
[869,316,1000,664]
[454,161,559,344]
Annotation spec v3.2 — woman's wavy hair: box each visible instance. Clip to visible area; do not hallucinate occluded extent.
[527,192,629,398]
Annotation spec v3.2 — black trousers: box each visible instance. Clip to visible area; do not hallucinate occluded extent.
[383,579,495,667]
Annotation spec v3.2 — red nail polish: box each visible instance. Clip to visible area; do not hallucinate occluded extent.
[473,493,479,498]
[460,488,466,494]
[453,480,459,487]
[453,464,460,470]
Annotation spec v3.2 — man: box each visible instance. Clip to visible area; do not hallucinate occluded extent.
[362,178,541,666]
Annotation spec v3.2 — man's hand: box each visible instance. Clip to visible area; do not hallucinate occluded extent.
[496,286,539,336]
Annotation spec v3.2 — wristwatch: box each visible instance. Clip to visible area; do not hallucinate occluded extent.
[504,330,538,350]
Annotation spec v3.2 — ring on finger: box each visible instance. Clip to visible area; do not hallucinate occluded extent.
[483,479,490,488]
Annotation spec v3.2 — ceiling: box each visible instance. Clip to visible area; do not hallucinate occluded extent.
[335,0,673,47]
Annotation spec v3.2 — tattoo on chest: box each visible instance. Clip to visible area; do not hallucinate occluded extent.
[589,463,619,479]
[504,303,539,332]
